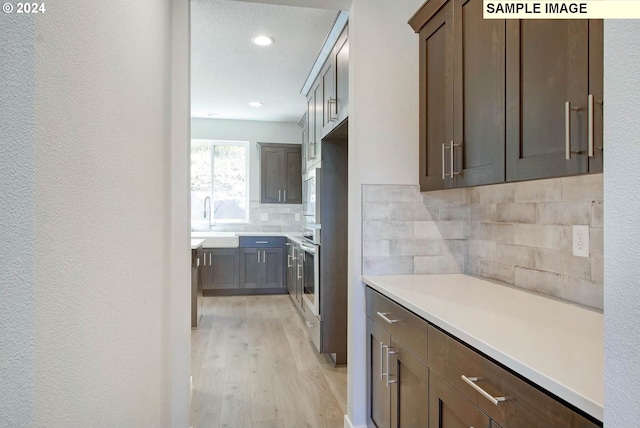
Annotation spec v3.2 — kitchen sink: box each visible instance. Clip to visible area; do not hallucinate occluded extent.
[190,232,239,248]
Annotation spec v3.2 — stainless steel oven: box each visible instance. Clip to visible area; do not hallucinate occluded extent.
[301,226,320,318]
[302,166,321,224]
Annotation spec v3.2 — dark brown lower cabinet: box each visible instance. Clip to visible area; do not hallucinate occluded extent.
[429,371,490,428]
[203,248,239,290]
[366,321,429,428]
[239,247,284,289]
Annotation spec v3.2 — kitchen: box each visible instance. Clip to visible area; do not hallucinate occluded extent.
[4,1,637,428]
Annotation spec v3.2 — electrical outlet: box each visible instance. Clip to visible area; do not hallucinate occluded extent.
[260,213,269,221]
[295,213,300,221]
[573,225,590,257]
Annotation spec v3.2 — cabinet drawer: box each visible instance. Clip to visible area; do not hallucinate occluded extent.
[428,325,601,428]
[302,303,321,352]
[239,236,285,248]
[365,287,428,363]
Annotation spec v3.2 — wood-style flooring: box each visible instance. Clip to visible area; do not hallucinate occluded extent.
[191,295,347,428]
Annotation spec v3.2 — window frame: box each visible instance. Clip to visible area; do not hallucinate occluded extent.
[191,139,250,224]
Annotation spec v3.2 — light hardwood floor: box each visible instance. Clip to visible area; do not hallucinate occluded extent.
[191,295,347,428]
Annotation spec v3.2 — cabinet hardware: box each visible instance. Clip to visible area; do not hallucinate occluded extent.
[461,375,506,406]
[386,348,397,387]
[565,101,582,160]
[449,141,461,179]
[285,243,291,246]
[380,342,388,380]
[278,190,282,202]
[197,258,200,267]
[297,264,302,280]
[328,97,338,122]
[284,190,287,201]
[255,241,268,244]
[306,321,314,328]
[257,251,260,263]
[376,311,399,324]
[209,253,212,266]
[292,248,297,261]
[287,255,292,268]
[588,94,604,157]
[442,143,446,180]
[263,250,266,263]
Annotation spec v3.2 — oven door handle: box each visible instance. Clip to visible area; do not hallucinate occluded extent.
[300,243,316,254]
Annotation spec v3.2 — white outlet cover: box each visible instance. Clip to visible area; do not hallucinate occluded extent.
[260,213,269,221]
[572,225,590,257]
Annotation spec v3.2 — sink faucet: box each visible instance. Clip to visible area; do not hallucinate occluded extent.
[203,196,212,231]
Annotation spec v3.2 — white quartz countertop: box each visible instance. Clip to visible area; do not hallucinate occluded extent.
[190,239,205,249]
[362,274,604,421]
[190,231,303,248]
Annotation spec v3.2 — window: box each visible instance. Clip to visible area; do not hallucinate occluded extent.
[191,140,249,228]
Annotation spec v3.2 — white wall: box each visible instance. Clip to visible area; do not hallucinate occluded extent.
[191,118,300,201]
[347,0,423,425]
[1,0,188,425]
[603,20,640,428]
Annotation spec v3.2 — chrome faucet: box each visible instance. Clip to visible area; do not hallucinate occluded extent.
[203,196,212,231]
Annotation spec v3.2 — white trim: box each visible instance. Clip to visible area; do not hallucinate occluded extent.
[344,414,366,428]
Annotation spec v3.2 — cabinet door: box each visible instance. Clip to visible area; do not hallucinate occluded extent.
[263,247,284,288]
[429,371,491,428]
[260,146,284,203]
[335,27,349,124]
[588,20,603,173]
[301,121,308,173]
[310,81,322,166]
[321,59,336,137]
[209,249,240,289]
[285,243,293,295]
[283,146,302,204]
[366,317,391,428]
[202,249,213,289]
[418,0,454,192]
[453,0,505,187]
[389,339,429,428]
[307,94,316,167]
[506,19,589,181]
[239,248,261,289]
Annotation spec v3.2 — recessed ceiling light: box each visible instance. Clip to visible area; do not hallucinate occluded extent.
[251,36,274,46]
[248,101,263,108]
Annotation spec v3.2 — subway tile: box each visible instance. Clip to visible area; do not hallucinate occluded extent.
[441,239,469,255]
[470,183,516,204]
[363,203,389,221]
[469,239,497,260]
[513,267,563,298]
[439,204,470,221]
[413,201,440,221]
[414,221,466,240]
[561,174,603,202]
[363,257,414,275]
[470,222,514,243]
[414,254,465,274]
[419,188,469,205]
[562,277,604,310]
[363,239,390,257]
[496,203,537,224]
[591,201,603,227]
[590,228,603,255]
[390,239,441,256]
[470,203,497,222]
[536,202,591,226]
[591,255,604,283]
[363,221,413,240]
[512,224,571,250]
[496,243,536,269]
[515,178,562,202]
[363,185,416,203]
[389,203,415,221]
[534,248,591,280]
[468,257,515,284]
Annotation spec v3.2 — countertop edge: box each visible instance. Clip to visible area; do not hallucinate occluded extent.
[362,275,604,422]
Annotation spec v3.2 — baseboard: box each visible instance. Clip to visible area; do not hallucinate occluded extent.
[344,414,366,428]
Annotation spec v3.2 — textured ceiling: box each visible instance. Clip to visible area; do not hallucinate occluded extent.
[191,0,340,122]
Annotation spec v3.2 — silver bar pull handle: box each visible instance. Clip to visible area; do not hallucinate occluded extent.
[461,375,506,406]
[565,101,581,160]
[588,94,594,157]
[377,311,399,324]
[209,253,212,266]
[284,190,287,201]
[380,342,388,380]
[257,251,260,263]
[387,348,397,387]
[255,241,268,244]
[297,264,302,280]
[278,190,282,202]
[442,143,446,180]
[287,255,292,268]
[450,141,460,178]
[263,250,266,264]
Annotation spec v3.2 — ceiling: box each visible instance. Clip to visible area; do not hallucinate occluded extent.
[191,0,343,122]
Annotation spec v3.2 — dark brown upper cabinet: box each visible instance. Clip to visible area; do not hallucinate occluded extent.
[410,0,603,191]
[259,143,302,204]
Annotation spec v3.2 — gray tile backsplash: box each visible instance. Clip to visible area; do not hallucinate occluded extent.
[362,174,604,310]
[207,202,303,232]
